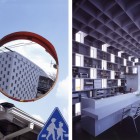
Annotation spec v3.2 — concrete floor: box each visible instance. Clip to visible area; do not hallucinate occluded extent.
[73,117,140,140]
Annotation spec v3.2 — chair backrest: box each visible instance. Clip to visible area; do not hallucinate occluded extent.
[122,107,131,119]
[133,106,140,119]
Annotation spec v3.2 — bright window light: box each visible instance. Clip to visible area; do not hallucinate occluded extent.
[75,32,81,42]
[75,54,83,66]
[90,47,97,58]
[102,60,107,70]
[124,58,126,66]
[111,54,115,63]
[102,44,109,52]
[118,79,121,86]
[118,51,123,57]
[75,79,83,91]
[133,67,137,74]
[75,103,81,116]
[90,68,97,79]
[102,79,107,88]
[111,71,115,79]
[135,58,138,63]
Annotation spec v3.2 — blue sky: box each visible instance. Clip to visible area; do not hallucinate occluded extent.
[0,0,69,122]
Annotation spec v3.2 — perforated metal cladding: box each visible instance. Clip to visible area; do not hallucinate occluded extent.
[0,51,48,100]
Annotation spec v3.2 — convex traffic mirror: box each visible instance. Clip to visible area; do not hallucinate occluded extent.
[0,32,58,102]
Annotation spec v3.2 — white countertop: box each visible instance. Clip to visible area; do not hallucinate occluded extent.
[82,93,140,120]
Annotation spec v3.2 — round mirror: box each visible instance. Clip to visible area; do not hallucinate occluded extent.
[0,32,58,102]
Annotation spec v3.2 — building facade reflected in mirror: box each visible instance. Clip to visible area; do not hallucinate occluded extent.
[0,39,57,101]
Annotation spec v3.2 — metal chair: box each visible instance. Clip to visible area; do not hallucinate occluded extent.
[122,105,140,133]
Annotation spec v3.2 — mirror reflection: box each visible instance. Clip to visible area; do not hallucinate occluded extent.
[0,39,58,101]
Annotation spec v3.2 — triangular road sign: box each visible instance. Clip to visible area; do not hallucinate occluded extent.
[38,107,68,140]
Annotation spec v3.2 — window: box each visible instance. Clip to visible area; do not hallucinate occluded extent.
[90,47,97,58]
[102,60,107,70]
[75,103,81,116]
[133,67,137,74]
[111,71,115,79]
[118,51,123,57]
[111,54,115,63]
[90,68,97,79]
[13,69,15,72]
[75,79,83,91]
[75,54,83,67]
[8,64,10,68]
[75,32,81,43]
[118,79,121,86]
[7,71,10,75]
[124,59,127,66]
[102,44,109,52]
[102,79,107,88]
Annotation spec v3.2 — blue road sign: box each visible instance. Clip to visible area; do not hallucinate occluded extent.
[38,107,68,140]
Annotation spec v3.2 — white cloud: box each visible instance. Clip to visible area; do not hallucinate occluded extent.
[1,39,57,76]
[62,107,69,122]
[56,76,69,99]
[32,114,44,122]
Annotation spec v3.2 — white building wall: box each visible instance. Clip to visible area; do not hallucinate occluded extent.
[0,51,48,100]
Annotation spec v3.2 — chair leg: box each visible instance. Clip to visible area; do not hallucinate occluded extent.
[133,119,138,133]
